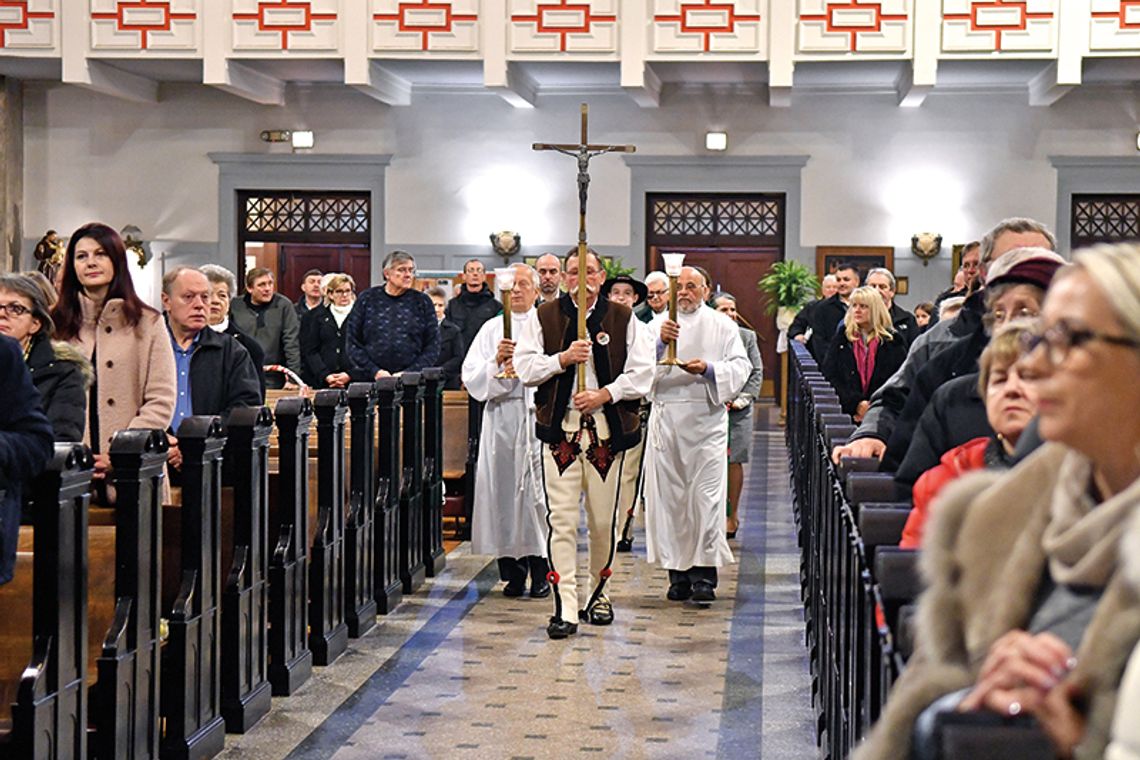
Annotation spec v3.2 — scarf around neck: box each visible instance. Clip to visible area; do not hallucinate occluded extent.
[1041,450,1140,588]
[330,302,353,328]
[851,333,880,395]
[209,317,230,333]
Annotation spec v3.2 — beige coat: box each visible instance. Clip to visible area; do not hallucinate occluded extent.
[74,295,176,451]
[855,443,1140,760]
[1108,513,1140,760]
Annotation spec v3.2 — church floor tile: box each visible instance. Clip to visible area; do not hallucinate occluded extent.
[218,409,816,760]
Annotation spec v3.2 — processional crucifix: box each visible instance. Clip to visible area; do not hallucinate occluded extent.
[533,103,636,395]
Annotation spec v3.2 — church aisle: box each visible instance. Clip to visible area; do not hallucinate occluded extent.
[220,409,815,760]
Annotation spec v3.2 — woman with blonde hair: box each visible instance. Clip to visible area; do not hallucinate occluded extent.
[821,285,907,422]
[857,243,1140,760]
[300,272,364,388]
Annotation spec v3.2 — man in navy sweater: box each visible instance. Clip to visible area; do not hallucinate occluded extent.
[346,251,440,378]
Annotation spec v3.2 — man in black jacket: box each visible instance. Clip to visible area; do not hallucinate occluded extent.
[445,259,501,349]
[162,268,262,470]
[866,267,918,349]
[789,263,860,361]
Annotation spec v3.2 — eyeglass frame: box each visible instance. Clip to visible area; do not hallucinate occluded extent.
[0,302,32,318]
[1019,320,1140,366]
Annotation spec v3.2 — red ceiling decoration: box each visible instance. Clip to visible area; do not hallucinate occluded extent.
[943,1,1052,51]
[91,1,196,50]
[233,0,337,50]
[0,0,54,48]
[654,1,762,53]
[511,1,618,53]
[373,1,478,51]
[799,1,907,53]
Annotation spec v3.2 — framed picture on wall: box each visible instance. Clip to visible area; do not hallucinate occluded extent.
[815,246,894,280]
[895,276,909,296]
[951,243,966,276]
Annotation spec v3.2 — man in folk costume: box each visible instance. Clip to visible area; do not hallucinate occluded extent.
[461,263,550,599]
[515,249,655,639]
[646,267,751,602]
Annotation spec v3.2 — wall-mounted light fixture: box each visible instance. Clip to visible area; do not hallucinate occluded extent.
[705,131,728,151]
[259,129,315,151]
[121,225,153,268]
[911,232,943,266]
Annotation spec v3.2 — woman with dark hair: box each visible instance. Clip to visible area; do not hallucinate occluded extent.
[50,222,175,481]
[0,274,90,441]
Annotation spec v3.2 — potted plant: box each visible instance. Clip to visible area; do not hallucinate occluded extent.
[757,261,820,331]
[600,256,637,279]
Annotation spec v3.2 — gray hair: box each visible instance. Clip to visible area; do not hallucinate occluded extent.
[511,263,540,289]
[162,266,207,296]
[980,218,1056,265]
[645,271,669,288]
[866,267,896,290]
[0,273,54,338]
[712,291,736,305]
[382,250,416,272]
[939,296,966,320]
[200,264,238,296]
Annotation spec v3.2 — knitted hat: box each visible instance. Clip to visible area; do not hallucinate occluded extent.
[985,247,1067,291]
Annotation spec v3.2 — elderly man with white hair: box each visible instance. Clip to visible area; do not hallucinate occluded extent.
[866,266,918,348]
[644,271,669,321]
[645,266,751,603]
[462,263,550,599]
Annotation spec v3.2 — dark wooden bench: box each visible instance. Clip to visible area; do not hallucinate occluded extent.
[374,378,403,615]
[398,373,426,595]
[309,390,349,666]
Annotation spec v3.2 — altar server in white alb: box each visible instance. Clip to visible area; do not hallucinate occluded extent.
[645,266,751,603]
[461,263,550,599]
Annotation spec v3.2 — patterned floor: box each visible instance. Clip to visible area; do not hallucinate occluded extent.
[219,409,816,760]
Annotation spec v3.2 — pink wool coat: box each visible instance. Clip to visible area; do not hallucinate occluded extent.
[74,295,176,451]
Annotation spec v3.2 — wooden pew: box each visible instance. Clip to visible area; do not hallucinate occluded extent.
[441,390,469,533]
[0,444,93,759]
[92,429,168,759]
[220,407,273,733]
[421,368,446,577]
[345,383,378,638]
[461,397,484,541]
[398,373,426,595]
[373,379,403,614]
[268,397,313,696]
[309,390,349,666]
[160,417,227,760]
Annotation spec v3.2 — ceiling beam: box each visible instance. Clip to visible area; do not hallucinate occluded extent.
[896,61,934,108]
[622,62,661,108]
[205,60,285,106]
[486,61,536,109]
[350,61,411,106]
[1028,61,1074,107]
[62,58,157,104]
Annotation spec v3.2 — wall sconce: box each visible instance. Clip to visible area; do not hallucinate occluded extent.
[911,232,943,266]
[121,225,153,268]
[490,230,521,262]
[705,131,728,151]
[259,129,314,151]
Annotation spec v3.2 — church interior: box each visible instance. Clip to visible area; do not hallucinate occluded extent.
[2,2,1140,758]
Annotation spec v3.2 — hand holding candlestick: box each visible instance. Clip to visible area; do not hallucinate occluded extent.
[659,252,686,366]
[494,266,518,378]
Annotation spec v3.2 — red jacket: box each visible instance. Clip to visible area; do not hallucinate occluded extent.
[900,436,990,549]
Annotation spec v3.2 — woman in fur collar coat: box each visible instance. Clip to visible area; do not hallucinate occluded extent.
[1108,512,1140,760]
[856,244,1140,760]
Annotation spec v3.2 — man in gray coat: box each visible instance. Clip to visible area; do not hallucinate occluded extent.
[229,267,301,389]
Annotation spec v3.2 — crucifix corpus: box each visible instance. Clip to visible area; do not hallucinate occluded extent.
[533,103,636,395]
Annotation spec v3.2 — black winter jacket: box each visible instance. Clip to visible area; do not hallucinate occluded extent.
[889,302,919,350]
[892,373,993,492]
[445,284,501,350]
[789,294,848,363]
[437,318,464,390]
[218,321,265,399]
[170,319,263,419]
[0,336,54,585]
[821,330,908,418]
[300,304,371,388]
[26,335,90,442]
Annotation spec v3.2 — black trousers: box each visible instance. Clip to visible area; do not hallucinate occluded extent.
[668,566,718,587]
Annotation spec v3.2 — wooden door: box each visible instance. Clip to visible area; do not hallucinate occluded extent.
[280,244,372,300]
[649,246,780,399]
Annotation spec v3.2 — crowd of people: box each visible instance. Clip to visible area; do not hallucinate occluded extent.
[1,217,1138,757]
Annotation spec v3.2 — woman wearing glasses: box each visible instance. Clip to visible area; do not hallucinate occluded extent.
[0,274,90,441]
[300,273,364,389]
[857,244,1140,760]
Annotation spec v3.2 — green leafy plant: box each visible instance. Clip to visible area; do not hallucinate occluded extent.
[601,256,637,279]
[757,260,820,314]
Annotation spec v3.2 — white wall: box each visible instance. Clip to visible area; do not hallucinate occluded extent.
[20,80,1140,307]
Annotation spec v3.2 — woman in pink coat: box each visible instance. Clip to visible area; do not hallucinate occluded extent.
[50,222,175,484]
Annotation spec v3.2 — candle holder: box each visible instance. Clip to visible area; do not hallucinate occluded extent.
[658,252,685,366]
[494,266,517,379]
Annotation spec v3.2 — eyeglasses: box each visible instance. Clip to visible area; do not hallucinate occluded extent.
[990,307,1038,326]
[1020,321,1140,366]
[332,288,353,295]
[0,302,31,317]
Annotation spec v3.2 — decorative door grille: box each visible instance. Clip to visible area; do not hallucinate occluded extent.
[238,191,370,243]
[1071,194,1140,249]
[648,194,784,248]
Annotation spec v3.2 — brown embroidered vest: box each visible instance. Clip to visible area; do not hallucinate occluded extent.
[533,294,641,453]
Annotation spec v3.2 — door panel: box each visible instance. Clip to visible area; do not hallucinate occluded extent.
[650,246,780,399]
[280,244,372,300]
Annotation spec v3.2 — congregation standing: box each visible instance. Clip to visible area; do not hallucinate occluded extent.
[1,216,1139,759]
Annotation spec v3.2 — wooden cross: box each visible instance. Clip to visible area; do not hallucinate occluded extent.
[533,103,636,393]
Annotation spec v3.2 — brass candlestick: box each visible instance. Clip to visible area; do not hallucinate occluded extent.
[494,267,517,379]
[658,252,685,366]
